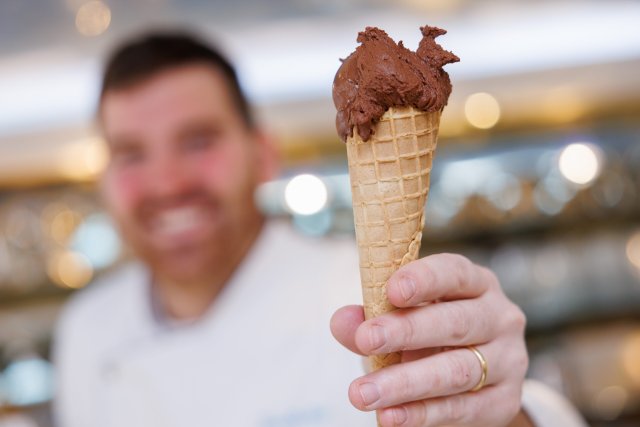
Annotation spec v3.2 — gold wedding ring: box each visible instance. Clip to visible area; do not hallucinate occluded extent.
[467,345,488,392]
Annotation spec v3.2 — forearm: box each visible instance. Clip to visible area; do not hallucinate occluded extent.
[508,410,535,427]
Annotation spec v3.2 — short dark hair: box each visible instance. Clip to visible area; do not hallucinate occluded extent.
[100,31,254,128]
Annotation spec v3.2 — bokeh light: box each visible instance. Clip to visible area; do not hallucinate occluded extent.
[57,137,109,181]
[284,174,328,215]
[46,251,93,289]
[558,143,602,185]
[626,230,640,271]
[464,92,501,129]
[425,188,462,228]
[71,213,121,269]
[591,172,625,208]
[75,1,111,37]
[484,173,522,211]
[593,385,628,420]
[533,183,566,216]
[48,207,81,244]
[622,332,640,387]
[2,357,54,406]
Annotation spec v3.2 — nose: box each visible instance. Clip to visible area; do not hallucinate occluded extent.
[148,149,194,200]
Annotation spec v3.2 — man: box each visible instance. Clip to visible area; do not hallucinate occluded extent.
[54,32,586,427]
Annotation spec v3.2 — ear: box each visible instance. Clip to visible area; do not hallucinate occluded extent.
[253,128,280,183]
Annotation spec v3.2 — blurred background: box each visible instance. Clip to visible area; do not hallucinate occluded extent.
[1,0,640,425]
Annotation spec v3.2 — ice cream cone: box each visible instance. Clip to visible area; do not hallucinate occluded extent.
[347,106,441,371]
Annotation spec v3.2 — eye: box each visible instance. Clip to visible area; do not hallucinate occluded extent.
[184,133,213,151]
[181,125,224,153]
[111,145,145,168]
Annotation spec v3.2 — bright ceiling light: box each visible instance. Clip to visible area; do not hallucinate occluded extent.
[464,92,501,129]
[558,143,602,185]
[398,0,463,13]
[75,1,111,37]
[284,174,328,215]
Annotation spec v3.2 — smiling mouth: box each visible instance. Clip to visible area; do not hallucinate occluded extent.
[147,205,215,248]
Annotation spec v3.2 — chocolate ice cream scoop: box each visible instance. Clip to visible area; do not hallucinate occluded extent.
[333,26,459,142]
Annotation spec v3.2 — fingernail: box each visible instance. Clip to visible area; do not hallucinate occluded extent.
[398,276,416,301]
[358,382,380,407]
[392,407,408,424]
[369,325,387,350]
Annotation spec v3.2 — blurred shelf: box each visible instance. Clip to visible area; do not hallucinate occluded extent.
[0,288,71,310]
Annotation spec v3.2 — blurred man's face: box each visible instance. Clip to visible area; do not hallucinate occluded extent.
[100,64,272,285]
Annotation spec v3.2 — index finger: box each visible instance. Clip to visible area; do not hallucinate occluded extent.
[387,253,492,307]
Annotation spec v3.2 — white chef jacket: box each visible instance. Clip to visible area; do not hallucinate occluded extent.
[54,220,586,427]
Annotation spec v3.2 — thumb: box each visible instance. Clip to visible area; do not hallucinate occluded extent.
[330,305,366,356]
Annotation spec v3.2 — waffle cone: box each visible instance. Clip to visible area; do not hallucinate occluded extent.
[347,106,440,371]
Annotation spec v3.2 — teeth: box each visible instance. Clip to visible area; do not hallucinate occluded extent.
[153,207,205,237]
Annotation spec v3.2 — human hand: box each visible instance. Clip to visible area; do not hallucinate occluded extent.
[330,253,529,427]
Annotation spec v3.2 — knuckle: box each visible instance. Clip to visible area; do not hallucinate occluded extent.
[388,368,416,403]
[415,261,436,298]
[446,304,472,343]
[398,370,415,401]
[444,394,466,424]
[453,255,474,294]
[420,266,436,295]
[444,252,467,266]
[513,305,527,331]
[504,303,527,333]
[410,402,428,427]
[479,265,499,285]
[428,365,443,391]
[515,348,530,376]
[479,265,500,292]
[522,351,530,372]
[399,314,419,351]
[459,395,481,424]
